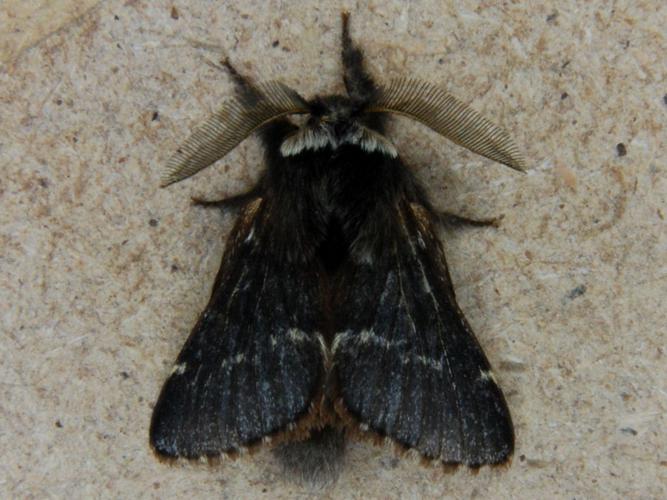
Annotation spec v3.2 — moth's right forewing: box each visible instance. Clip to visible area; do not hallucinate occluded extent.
[332,201,513,466]
[150,199,326,459]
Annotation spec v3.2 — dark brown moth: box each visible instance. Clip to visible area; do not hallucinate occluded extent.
[150,13,525,481]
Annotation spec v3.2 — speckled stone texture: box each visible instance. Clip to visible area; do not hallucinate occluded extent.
[1,1,665,498]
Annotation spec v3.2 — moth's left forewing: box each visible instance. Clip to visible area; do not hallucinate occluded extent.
[150,199,328,460]
[332,201,514,467]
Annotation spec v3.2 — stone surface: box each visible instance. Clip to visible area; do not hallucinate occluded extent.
[0,0,102,67]
[1,1,665,498]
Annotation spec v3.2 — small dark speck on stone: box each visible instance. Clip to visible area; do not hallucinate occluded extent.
[114,15,119,21]
[120,371,130,379]
[567,284,587,300]
[438,57,444,64]
[663,94,667,106]
[519,454,526,462]
[546,12,558,23]
[55,98,63,105]
[171,6,179,20]
[620,427,637,436]
[561,60,570,69]
[55,420,63,428]
[152,111,159,121]
[38,178,50,188]
[616,143,627,157]
[379,456,399,469]
[561,92,569,100]
[149,218,159,227]
[171,264,180,272]
[272,40,280,48]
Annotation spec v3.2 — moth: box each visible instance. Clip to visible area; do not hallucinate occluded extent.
[150,13,525,476]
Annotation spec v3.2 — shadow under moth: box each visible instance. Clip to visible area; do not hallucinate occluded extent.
[150,13,525,481]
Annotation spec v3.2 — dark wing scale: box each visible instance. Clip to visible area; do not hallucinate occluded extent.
[150,198,326,458]
[332,201,513,466]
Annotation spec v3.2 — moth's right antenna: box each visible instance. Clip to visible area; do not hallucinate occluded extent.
[369,78,527,172]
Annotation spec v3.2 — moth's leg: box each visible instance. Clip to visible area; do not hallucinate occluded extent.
[202,54,262,102]
[438,211,504,228]
[187,37,259,97]
[341,12,376,102]
[191,187,261,211]
[219,58,260,98]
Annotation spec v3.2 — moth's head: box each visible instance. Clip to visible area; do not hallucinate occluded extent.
[310,95,357,123]
[279,94,397,158]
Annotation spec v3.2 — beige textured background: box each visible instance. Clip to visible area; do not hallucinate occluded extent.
[1,1,666,498]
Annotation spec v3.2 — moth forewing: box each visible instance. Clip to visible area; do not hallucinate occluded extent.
[150,200,328,458]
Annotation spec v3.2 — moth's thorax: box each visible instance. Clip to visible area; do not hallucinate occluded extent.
[279,94,397,158]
